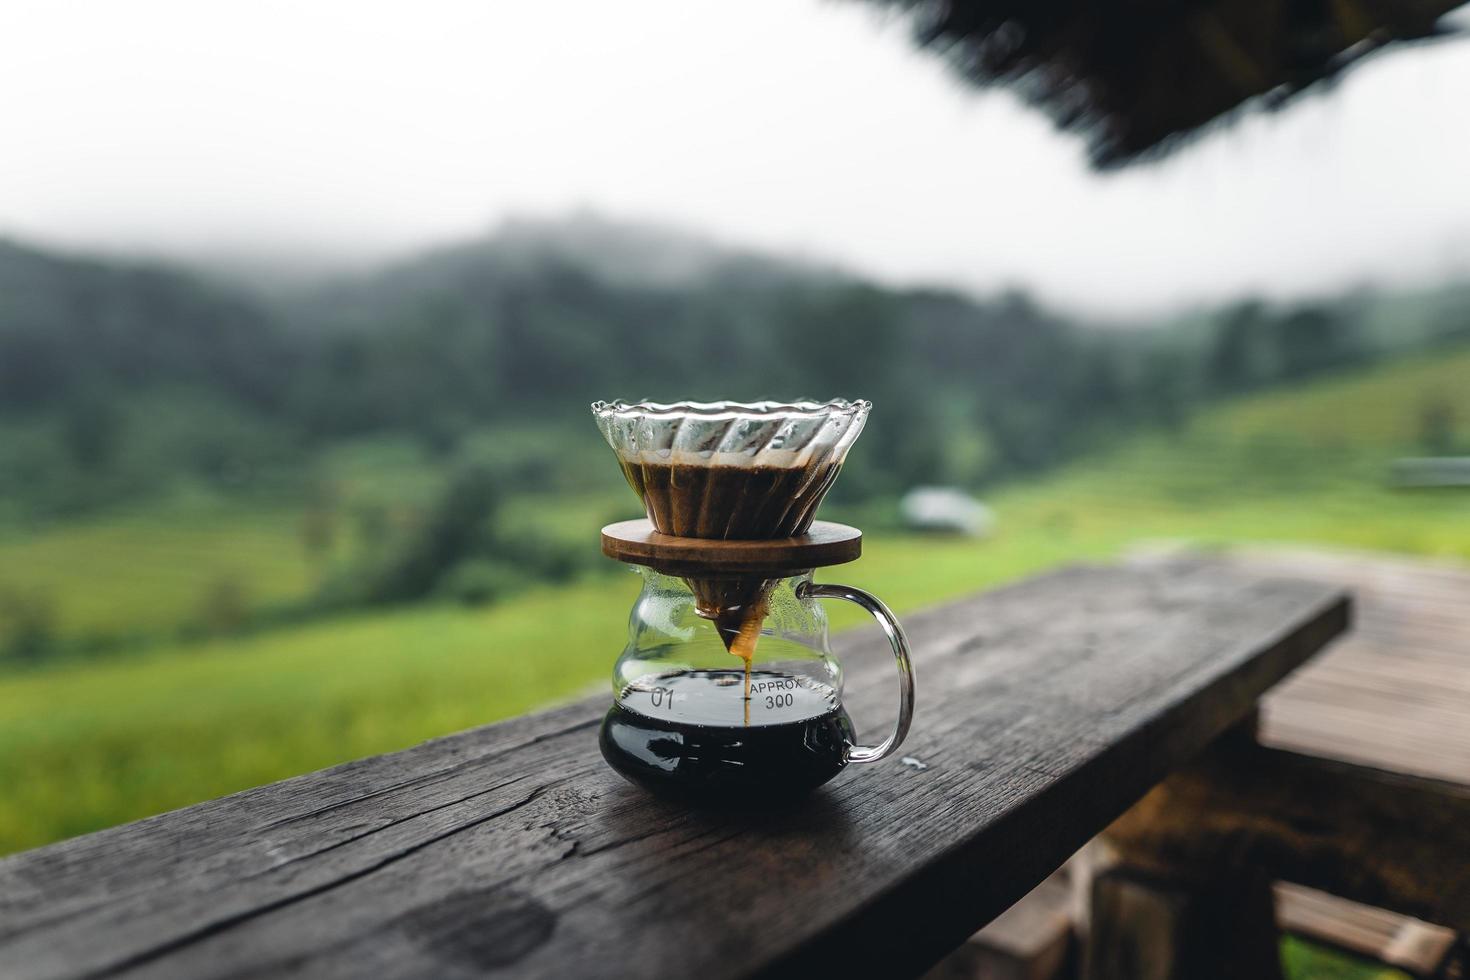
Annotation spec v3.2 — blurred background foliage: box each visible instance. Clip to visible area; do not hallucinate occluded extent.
[1,215,1469,858]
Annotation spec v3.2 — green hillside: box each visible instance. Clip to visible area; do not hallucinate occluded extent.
[2,347,1468,856]
[1207,344,1470,447]
[1007,345,1470,559]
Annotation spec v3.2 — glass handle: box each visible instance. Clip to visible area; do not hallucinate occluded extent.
[798,581,914,764]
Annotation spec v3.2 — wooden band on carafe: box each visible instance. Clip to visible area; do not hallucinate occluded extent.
[600,519,862,576]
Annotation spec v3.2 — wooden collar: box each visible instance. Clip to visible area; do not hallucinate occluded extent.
[600,518,862,576]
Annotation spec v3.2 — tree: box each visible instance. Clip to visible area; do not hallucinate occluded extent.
[1208,301,1271,393]
[1419,397,1457,455]
[1277,304,1362,380]
[362,465,502,603]
[0,589,57,665]
[61,393,120,470]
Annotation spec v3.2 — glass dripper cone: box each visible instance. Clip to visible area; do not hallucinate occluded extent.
[592,399,870,539]
[592,400,870,682]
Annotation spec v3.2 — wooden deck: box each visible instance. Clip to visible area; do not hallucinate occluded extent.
[1249,548,1470,785]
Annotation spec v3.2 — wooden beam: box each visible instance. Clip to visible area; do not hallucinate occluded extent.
[1104,734,1470,932]
[1274,882,1458,978]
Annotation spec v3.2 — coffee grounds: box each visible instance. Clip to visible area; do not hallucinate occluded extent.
[616,459,842,540]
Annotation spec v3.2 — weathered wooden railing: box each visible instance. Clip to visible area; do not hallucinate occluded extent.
[1087,550,1470,980]
[0,561,1348,979]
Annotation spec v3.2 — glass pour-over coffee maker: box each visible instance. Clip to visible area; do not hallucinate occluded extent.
[592,399,914,802]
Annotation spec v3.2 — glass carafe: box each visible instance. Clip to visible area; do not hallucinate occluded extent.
[600,567,913,803]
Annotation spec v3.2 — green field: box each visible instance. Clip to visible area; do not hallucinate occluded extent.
[0,507,321,644]
[0,437,455,646]
[2,348,1468,860]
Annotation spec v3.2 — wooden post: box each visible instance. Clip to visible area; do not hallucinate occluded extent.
[1086,715,1285,980]
[1085,865,1284,980]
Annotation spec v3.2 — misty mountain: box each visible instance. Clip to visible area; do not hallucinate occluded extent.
[2,218,1458,520]
[0,239,292,414]
[281,213,846,335]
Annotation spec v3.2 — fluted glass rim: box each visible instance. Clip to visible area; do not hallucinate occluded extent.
[591,397,870,468]
[590,398,870,422]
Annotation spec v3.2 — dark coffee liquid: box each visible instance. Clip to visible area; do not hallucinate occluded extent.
[600,669,854,802]
[616,459,842,539]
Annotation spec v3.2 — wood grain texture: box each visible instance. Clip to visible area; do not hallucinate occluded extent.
[600,518,862,574]
[0,562,1348,980]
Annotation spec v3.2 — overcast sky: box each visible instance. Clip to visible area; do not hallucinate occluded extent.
[3,0,1469,314]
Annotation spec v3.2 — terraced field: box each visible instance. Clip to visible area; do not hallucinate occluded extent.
[0,509,320,645]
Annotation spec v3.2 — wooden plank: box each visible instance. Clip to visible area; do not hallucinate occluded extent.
[1274,883,1457,978]
[0,562,1348,980]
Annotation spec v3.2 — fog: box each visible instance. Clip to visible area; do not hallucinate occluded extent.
[2,0,1469,313]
